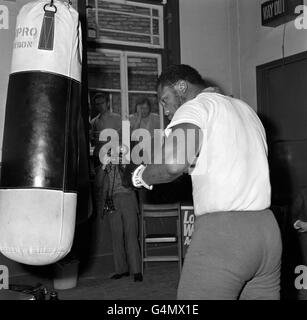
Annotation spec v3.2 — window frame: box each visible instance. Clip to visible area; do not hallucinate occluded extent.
[88,48,164,128]
[87,0,164,49]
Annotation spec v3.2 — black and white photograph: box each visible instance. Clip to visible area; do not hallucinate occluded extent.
[0,0,306,309]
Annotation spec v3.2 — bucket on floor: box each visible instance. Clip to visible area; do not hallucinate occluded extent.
[53,259,79,290]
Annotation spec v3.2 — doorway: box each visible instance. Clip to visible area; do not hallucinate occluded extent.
[257,51,307,300]
[257,51,307,206]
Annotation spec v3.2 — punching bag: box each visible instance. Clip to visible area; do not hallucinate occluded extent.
[0,0,82,265]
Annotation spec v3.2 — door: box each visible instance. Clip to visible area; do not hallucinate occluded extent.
[257,51,307,206]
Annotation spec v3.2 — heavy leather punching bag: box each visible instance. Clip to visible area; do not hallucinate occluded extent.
[0,0,82,265]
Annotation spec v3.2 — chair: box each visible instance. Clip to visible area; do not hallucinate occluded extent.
[140,203,182,275]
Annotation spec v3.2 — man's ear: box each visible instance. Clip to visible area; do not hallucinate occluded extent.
[174,80,187,94]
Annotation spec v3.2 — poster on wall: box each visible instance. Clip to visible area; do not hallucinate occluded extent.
[180,206,195,258]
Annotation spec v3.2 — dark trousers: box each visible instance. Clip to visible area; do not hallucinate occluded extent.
[108,191,141,275]
[178,209,282,300]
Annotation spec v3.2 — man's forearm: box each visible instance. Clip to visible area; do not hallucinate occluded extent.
[142,164,182,185]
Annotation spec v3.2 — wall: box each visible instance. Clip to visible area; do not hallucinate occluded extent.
[179,0,307,110]
[179,0,234,96]
[237,0,307,109]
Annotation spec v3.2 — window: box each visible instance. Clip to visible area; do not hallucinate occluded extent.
[86,0,164,49]
[88,49,163,127]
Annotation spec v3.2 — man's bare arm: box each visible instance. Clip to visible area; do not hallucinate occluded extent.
[142,123,203,185]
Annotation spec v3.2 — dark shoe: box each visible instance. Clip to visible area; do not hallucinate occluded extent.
[134,273,143,282]
[110,272,129,280]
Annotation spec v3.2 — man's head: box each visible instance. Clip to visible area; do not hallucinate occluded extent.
[93,92,110,115]
[135,97,152,119]
[157,64,206,120]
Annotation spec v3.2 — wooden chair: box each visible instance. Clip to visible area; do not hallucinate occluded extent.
[141,203,182,275]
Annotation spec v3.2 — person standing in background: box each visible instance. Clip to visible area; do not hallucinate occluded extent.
[90,92,121,218]
[90,92,122,167]
[102,154,143,282]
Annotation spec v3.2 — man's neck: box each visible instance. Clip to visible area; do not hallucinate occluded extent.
[186,85,205,101]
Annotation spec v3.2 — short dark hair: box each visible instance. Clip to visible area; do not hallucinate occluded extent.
[93,92,110,105]
[157,64,206,88]
[135,97,152,112]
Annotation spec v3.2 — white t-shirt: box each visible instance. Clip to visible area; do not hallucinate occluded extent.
[165,92,271,216]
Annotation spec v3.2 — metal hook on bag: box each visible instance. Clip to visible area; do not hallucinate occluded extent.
[44,0,57,13]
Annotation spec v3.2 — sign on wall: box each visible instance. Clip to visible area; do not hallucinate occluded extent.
[261,0,303,27]
[180,206,195,259]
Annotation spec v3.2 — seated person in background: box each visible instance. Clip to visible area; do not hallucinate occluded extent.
[101,150,143,282]
[130,97,160,139]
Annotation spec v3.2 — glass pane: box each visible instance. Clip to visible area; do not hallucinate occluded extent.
[101,30,151,44]
[89,90,122,153]
[153,19,159,35]
[87,0,96,8]
[87,51,121,90]
[89,91,121,119]
[127,56,159,91]
[87,9,96,29]
[87,1,164,48]
[98,11,151,34]
[153,36,160,46]
[129,93,159,116]
[109,92,121,116]
[87,9,97,38]
[98,0,151,16]
[152,9,159,17]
